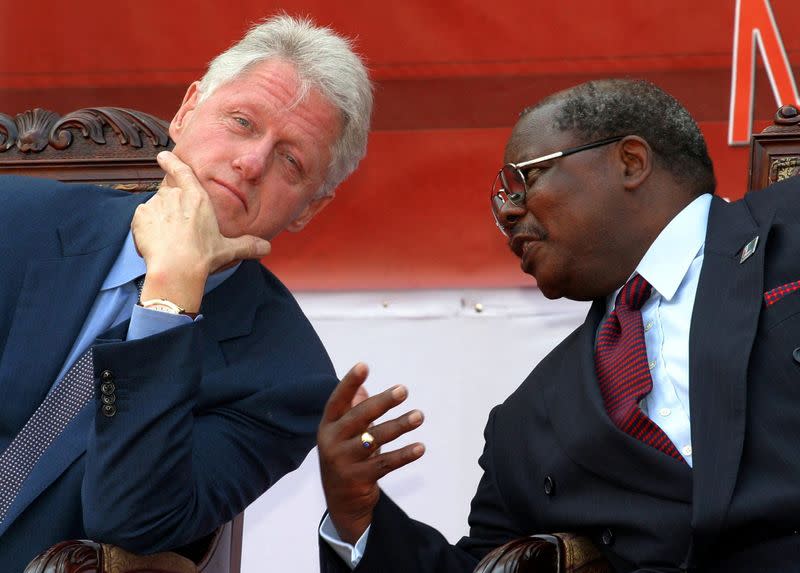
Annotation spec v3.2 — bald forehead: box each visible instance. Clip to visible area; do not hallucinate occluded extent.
[504,102,571,163]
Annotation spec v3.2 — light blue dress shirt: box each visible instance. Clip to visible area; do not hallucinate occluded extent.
[52,230,238,392]
[321,193,713,568]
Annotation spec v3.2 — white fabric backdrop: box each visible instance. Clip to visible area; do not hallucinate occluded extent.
[241,287,589,571]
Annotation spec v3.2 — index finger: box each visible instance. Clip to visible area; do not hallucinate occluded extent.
[322,362,370,423]
[157,150,200,190]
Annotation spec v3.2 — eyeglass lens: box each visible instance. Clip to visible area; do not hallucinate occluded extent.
[492,166,527,212]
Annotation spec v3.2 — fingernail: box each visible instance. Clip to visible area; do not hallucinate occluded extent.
[391,385,407,399]
[408,410,423,426]
[412,444,425,456]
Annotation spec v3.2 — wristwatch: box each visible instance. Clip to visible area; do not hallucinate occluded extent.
[139,298,197,318]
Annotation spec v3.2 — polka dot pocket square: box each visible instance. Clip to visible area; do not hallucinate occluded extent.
[764,280,800,307]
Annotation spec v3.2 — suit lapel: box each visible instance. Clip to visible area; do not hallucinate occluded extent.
[0,257,104,435]
[0,190,149,532]
[689,196,768,543]
[542,300,692,502]
[0,191,148,436]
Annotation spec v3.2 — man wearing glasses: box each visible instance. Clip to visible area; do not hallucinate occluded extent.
[317,79,800,572]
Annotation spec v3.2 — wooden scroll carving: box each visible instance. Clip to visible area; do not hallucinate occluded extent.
[0,107,173,188]
[749,105,800,191]
[0,107,170,153]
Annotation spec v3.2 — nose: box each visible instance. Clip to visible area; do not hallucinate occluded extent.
[232,139,274,181]
[495,199,527,235]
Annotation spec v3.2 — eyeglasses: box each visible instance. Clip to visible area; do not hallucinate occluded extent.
[490,135,626,236]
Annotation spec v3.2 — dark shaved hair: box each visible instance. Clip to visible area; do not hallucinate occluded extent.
[524,79,716,196]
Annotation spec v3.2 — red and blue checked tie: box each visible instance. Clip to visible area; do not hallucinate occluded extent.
[595,275,683,461]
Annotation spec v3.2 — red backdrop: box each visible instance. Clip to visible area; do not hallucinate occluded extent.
[1,1,797,289]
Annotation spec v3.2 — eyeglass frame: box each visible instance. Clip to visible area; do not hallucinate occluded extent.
[490,134,627,236]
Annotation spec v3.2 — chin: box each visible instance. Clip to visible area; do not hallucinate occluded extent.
[537,285,564,300]
[533,275,562,300]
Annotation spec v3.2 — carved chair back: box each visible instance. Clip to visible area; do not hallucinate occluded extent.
[0,107,170,187]
[749,104,800,191]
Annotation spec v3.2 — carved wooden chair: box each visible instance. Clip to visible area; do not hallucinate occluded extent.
[0,107,243,573]
[472,106,800,573]
[749,104,800,191]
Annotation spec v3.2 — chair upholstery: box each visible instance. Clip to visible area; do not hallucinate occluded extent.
[1,106,243,573]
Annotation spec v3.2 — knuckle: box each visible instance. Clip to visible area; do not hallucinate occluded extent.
[374,456,392,476]
[245,237,258,257]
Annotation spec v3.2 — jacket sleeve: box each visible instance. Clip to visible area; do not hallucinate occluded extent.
[82,285,337,553]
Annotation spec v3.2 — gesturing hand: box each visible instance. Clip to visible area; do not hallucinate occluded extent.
[318,363,425,545]
[132,151,271,312]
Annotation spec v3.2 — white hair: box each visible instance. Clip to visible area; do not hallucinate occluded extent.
[198,14,373,198]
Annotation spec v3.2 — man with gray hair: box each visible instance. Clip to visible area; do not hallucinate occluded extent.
[0,14,372,570]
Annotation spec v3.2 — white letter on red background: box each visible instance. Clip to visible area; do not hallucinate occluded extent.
[729,0,799,145]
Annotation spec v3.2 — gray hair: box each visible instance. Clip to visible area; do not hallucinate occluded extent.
[525,79,716,196]
[198,14,373,198]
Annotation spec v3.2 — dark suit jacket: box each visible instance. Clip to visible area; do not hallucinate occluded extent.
[0,176,338,572]
[320,177,800,573]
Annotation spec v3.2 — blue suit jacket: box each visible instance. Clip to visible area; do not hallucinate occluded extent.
[320,178,800,572]
[0,176,337,571]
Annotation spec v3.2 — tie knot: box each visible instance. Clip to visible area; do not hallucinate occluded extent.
[615,274,652,311]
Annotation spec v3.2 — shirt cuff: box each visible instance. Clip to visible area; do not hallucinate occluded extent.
[319,514,371,569]
[127,304,200,341]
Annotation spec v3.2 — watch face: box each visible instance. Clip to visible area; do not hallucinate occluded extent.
[147,303,180,314]
[140,299,184,314]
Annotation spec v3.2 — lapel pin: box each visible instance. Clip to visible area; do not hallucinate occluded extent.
[740,235,759,263]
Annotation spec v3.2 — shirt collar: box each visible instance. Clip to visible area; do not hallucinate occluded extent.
[635,193,712,302]
[102,230,240,294]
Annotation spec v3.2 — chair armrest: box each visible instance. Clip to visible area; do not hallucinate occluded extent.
[473,532,611,573]
[23,515,242,573]
[23,539,197,573]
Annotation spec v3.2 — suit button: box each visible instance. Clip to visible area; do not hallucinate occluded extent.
[102,404,117,417]
[793,348,800,364]
[101,393,116,405]
[100,382,115,395]
[543,476,556,496]
[601,528,614,546]
[100,370,114,382]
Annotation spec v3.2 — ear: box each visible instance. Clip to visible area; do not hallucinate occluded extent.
[169,81,202,142]
[618,135,653,191]
[286,193,335,232]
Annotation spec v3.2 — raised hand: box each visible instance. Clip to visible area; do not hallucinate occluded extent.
[132,151,271,312]
[318,363,425,544]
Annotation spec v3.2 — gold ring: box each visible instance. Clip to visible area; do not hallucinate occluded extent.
[361,431,375,448]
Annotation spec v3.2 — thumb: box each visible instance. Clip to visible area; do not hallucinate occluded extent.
[216,235,271,269]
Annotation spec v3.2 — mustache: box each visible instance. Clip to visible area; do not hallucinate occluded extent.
[508,221,547,243]
[509,223,547,257]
